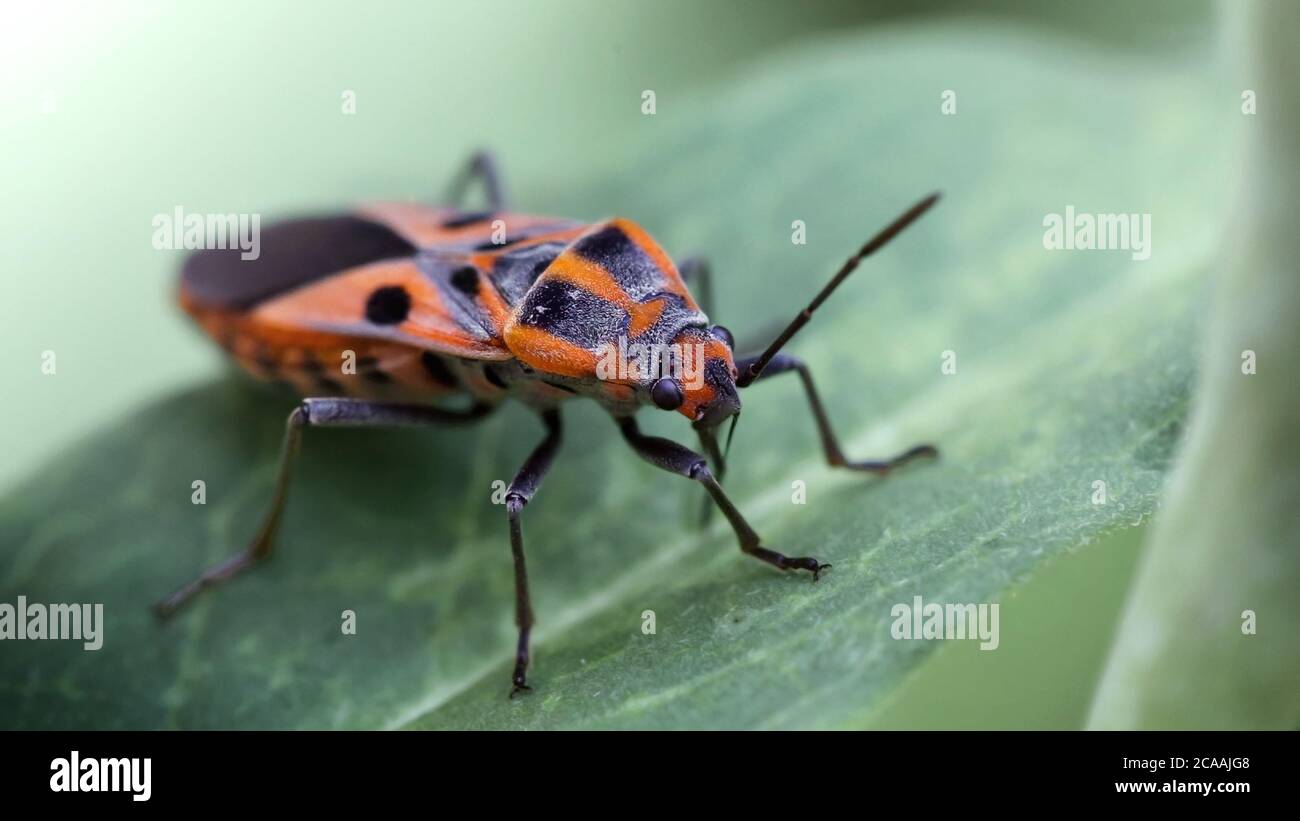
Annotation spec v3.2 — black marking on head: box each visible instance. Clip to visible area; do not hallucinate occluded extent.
[518,278,628,349]
[363,369,392,384]
[356,355,380,369]
[484,365,508,389]
[542,380,577,394]
[710,325,735,349]
[420,351,459,387]
[181,216,416,310]
[450,265,480,296]
[442,210,494,228]
[365,285,411,325]
[300,354,324,374]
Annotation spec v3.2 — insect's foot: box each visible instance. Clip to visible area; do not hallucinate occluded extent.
[846,443,939,475]
[509,682,532,700]
[802,558,834,581]
[509,665,532,699]
[782,555,832,581]
[907,444,940,462]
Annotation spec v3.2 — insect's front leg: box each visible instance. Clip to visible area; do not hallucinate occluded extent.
[154,398,496,617]
[736,352,938,474]
[503,409,563,698]
[618,417,829,580]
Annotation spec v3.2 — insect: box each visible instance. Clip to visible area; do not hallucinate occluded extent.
[156,152,941,696]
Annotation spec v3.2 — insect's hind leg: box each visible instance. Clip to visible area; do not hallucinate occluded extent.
[154,398,496,617]
[503,410,563,698]
[735,352,937,474]
[618,417,829,580]
[446,150,507,211]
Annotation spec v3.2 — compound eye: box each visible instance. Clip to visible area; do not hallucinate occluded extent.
[710,325,735,349]
[650,377,684,410]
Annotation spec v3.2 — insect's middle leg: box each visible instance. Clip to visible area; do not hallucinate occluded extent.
[735,352,937,473]
[503,409,563,698]
[155,398,496,617]
[618,417,829,579]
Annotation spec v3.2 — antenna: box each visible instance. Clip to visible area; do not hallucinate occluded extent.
[736,192,941,388]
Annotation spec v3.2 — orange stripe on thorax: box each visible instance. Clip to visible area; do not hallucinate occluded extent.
[545,254,668,338]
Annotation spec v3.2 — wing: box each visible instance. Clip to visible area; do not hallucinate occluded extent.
[248,255,512,360]
[180,206,585,362]
[180,214,419,311]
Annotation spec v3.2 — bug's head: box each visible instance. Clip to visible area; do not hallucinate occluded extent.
[646,323,741,428]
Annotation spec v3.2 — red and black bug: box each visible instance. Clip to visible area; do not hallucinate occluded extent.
[157,152,941,696]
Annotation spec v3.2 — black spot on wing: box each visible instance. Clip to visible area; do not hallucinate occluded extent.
[181,216,416,310]
[517,278,627,349]
[449,266,480,296]
[365,285,411,325]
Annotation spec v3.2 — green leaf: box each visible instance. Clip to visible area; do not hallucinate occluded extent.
[0,27,1232,729]
[1088,1,1300,729]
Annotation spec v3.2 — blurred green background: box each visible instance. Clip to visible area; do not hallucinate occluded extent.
[1,1,1249,728]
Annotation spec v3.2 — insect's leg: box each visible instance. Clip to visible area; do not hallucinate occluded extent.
[679,256,722,527]
[677,256,715,319]
[446,150,507,211]
[735,352,937,473]
[618,416,829,580]
[155,398,497,617]
[503,409,563,698]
